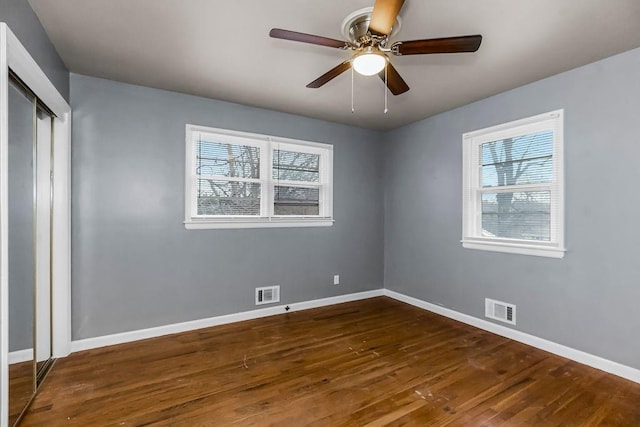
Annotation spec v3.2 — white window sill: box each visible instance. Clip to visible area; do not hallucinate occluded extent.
[462,239,566,259]
[185,218,334,230]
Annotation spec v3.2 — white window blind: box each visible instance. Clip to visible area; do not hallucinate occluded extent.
[185,125,333,229]
[273,147,321,216]
[462,110,565,258]
[195,139,261,216]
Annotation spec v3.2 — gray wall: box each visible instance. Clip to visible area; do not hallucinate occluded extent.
[0,0,69,100]
[70,73,384,340]
[384,47,640,370]
[67,38,640,370]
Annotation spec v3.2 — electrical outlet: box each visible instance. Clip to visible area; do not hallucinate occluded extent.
[333,274,340,285]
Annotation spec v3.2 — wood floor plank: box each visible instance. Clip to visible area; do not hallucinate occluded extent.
[20,297,640,426]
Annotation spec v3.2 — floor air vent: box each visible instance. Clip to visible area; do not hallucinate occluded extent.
[485,298,516,325]
[255,286,280,305]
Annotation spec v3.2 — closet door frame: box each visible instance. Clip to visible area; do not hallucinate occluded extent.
[0,23,71,427]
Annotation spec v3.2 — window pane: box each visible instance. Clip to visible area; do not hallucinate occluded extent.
[195,140,260,178]
[197,179,260,216]
[481,131,553,188]
[273,149,320,183]
[274,186,319,216]
[481,191,550,241]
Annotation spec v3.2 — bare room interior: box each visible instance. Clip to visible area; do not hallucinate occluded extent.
[1,0,640,425]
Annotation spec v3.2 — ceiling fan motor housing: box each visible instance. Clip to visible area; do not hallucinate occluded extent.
[349,16,371,45]
[341,7,402,47]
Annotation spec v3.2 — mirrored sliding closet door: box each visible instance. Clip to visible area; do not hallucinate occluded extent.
[7,73,54,427]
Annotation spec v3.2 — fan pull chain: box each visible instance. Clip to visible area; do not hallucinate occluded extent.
[384,61,388,114]
[351,66,355,113]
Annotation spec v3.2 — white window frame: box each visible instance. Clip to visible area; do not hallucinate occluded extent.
[184,124,333,229]
[462,110,565,258]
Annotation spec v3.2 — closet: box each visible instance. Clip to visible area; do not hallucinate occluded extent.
[1,23,72,427]
[7,73,55,426]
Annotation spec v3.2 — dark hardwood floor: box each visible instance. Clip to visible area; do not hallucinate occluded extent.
[21,297,640,426]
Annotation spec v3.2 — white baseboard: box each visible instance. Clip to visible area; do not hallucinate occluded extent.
[383,289,640,385]
[71,289,384,353]
[68,287,640,385]
[8,348,32,365]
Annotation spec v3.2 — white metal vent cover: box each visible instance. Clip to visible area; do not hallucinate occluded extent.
[255,285,280,305]
[485,298,516,325]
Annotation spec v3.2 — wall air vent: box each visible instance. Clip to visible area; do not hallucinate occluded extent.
[485,298,516,325]
[256,285,280,305]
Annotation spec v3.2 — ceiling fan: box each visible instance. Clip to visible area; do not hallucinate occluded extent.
[269,0,482,95]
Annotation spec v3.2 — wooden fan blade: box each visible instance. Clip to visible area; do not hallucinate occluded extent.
[270,28,349,49]
[393,35,482,55]
[307,61,352,88]
[369,0,405,36]
[378,62,409,95]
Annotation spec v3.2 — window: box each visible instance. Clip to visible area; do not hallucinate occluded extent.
[185,125,333,229]
[462,110,565,258]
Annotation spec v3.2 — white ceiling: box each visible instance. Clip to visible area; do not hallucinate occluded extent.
[28,0,640,130]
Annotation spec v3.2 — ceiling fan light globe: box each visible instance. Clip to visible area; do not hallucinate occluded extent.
[352,53,386,76]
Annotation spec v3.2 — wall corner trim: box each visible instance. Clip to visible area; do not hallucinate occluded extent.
[70,289,384,353]
[383,289,640,385]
